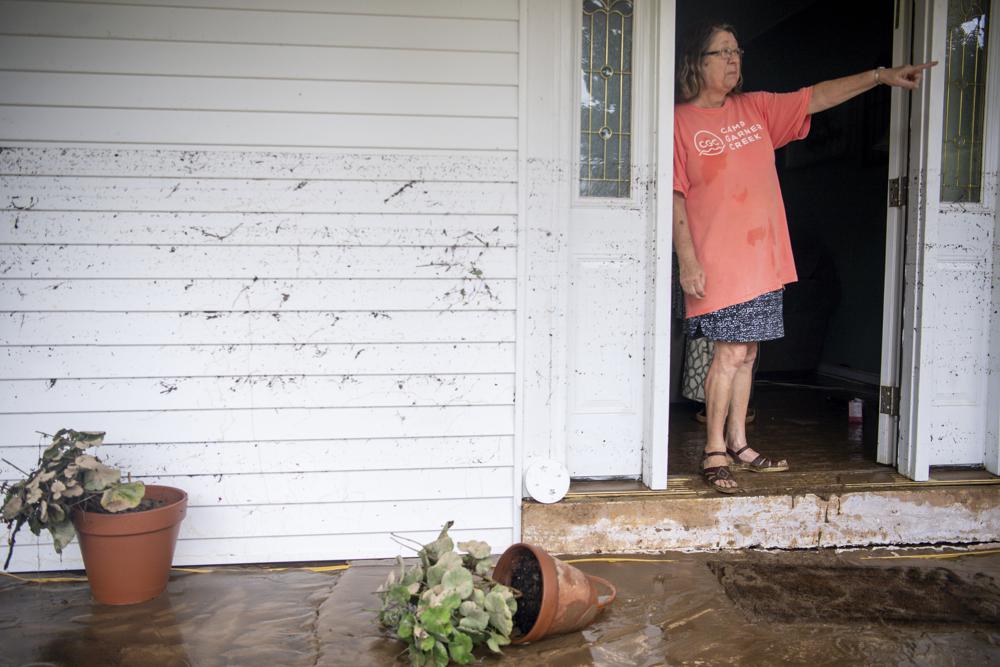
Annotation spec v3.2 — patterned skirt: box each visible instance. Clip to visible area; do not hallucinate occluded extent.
[686,289,784,343]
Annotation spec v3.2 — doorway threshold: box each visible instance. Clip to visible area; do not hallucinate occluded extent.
[525,473,1000,553]
[567,466,999,499]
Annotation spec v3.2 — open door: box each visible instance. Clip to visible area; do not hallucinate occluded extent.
[896,0,997,480]
[877,0,915,467]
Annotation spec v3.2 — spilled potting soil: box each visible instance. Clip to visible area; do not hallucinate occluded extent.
[2,546,999,666]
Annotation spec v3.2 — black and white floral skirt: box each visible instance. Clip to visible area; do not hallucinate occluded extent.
[686,289,784,343]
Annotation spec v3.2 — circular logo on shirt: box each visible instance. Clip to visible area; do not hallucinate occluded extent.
[694,130,725,157]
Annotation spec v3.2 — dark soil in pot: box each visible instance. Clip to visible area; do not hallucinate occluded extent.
[510,552,543,636]
[79,496,167,514]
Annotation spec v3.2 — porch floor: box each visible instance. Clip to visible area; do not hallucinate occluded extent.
[526,380,1000,553]
[3,546,1000,665]
[569,379,997,499]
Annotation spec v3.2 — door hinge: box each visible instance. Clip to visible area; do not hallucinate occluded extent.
[888,177,908,207]
[879,385,900,417]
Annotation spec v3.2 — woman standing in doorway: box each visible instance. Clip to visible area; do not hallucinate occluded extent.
[673,23,934,493]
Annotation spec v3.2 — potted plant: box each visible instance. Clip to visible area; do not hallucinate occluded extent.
[376,521,517,666]
[1,428,188,605]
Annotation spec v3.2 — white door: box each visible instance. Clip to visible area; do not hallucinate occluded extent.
[565,0,657,478]
[878,0,918,465]
[896,0,999,480]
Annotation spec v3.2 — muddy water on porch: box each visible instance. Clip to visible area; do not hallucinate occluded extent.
[2,548,999,666]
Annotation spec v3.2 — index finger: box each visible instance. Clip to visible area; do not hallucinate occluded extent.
[913,60,938,71]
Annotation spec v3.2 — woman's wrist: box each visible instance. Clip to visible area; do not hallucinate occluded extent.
[874,66,886,85]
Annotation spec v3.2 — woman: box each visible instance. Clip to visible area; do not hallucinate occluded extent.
[673,23,933,493]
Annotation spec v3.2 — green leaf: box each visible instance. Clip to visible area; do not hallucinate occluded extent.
[420,522,455,563]
[48,503,66,524]
[100,481,144,512]
[82,463,120,492]
[486,631,510,654]
[457,607,489,633]
[484,590,513,636]
[401,563,424,587]
[457,539,491,560]
[490,584,517,613]
[448,631,474,664]
[441,567,473,599]
[398,613,415,640]
[474,558,492,576]
[418,602,452,636]
[418,635,436,652]
[431,641,449,667]
[48,519,76,553]
[387,583,413,606]
[75,431,106,447]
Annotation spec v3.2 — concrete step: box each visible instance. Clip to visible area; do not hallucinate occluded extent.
[522,476,1000,552]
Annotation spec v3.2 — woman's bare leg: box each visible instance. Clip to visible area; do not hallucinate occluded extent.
[723,342,757,453]
[703,341,752,489]
[724,343,788,470]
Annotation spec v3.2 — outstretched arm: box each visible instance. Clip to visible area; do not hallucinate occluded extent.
[807,61,937,115]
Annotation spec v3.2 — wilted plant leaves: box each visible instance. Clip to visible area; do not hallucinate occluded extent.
[484,590,514,636]
[426,551,462,587]
[74,454,101,470]
[442,567,474,599]
[61,481,84,498]
[457,606,489,633]
[397,613,415,639]
[457,540,491,560]
[420,521,455,564]
[486,631,510,654]
[75,431,106,447]
[447,631,474,664]
[1,493,23,521]
[83,463,120,491]
[418,602,453,635]
[401,563,424,587]
[101,481,145,512]
[49,519,76,553]
[431,640,448,667]
[422,535,454,564]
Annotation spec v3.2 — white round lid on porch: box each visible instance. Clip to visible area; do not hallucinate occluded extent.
[524,458,571,504]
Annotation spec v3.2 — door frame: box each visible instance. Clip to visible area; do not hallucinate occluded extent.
[877,0,915,467]
[895,0,1000,479]
[645,0,675,490]
[895,0,943,481]
[516,0,673,495]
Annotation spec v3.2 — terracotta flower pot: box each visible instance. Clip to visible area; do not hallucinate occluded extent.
[72,484,187,605]
[493,542,616,644]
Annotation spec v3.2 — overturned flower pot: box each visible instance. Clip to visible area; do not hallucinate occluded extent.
[492,543,616,644]
[74,484,188,605]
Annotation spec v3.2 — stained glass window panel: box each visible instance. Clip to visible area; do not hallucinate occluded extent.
[580,0,634,198]
[940,0,990,203]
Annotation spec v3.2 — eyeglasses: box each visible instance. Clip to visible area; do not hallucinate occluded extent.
[702,47,744,60]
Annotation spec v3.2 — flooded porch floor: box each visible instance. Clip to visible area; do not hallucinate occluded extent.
[526,382,999,553]
[2,545,999,666]
[574,380,998,498]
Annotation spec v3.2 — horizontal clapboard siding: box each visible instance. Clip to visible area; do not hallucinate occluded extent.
[0,279,515,310]
[0,0,519,570]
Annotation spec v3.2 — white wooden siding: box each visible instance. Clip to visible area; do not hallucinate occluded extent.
[0,0,519,570]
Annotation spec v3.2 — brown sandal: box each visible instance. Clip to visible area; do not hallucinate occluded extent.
[702,451,739,494]
[727,445,789,473]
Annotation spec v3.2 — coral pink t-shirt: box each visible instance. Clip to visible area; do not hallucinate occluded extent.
[673,88,813,317]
